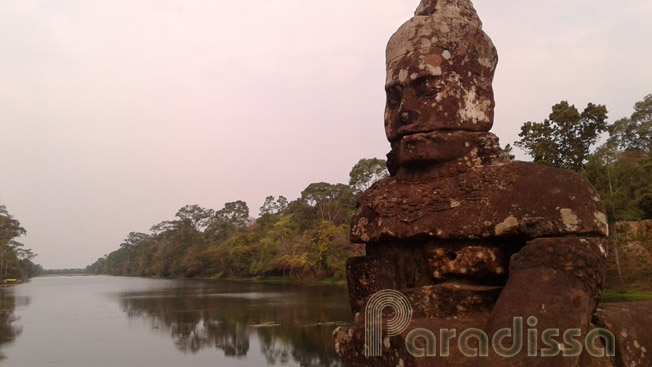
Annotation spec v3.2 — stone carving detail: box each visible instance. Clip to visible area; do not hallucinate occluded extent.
[335,1,652,366]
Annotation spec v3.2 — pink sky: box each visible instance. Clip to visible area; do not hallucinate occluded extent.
[1,0,651,268]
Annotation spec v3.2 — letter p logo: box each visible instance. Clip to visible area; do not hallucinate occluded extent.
[364,289,413,357]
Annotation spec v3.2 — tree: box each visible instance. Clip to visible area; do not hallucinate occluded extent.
[583,94,652,221]
[515,101,608,172]
[259,196,288,217]
[348,158,389,194]
[0,206,25,280]
[174,204,215,232]
[584,148,651,221]
[120,232,150,250]
[0,206,25,246]
[206,201,250,242]
[300,183,354,225]
[607,94,652,152]
[216,201,249,229]
[117,232,150,275]
[308,221,354,279]
[0,205,37,281]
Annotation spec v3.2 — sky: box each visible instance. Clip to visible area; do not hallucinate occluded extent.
[1,0,651,269]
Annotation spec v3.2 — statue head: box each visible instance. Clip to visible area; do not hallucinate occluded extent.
[384,0,498,167]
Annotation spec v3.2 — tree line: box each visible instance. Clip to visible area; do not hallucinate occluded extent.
[0,205,40,282]
[86,159,389,280]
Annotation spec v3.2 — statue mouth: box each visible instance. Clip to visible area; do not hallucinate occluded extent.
[393,130,491,167]
[397,130,473,147]
[394,128,481,144]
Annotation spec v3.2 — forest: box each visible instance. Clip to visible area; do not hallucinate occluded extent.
[85,158,387,281]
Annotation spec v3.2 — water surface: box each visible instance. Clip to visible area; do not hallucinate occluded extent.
[0,276,351,367]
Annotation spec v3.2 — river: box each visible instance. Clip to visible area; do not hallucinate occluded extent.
[0,276,352,367]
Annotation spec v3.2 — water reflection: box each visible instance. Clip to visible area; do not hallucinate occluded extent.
[117,280,351,366]
[0,289,29,360]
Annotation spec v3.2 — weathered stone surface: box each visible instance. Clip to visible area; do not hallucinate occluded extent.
[335,315,491,367]
[402,284,501,319]
[395,131,499,168]
[334,316,622,367]
[425,244,508,282]
[352,161,608,243]
[346,244,434,313]
[484,237,609,367]
[508,237,609,302]
[346,239,517,314]
[593,302,652,367]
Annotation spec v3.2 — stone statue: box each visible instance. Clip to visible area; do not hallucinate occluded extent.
[334,1,652,366]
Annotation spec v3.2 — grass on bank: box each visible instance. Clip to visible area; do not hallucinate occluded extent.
[601,289,652,303]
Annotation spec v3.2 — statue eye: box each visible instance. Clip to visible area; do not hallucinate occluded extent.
[386,89,401,108]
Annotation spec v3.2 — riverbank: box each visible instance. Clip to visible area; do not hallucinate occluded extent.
[83,273,347,287]
[600,289,652,302]
[180,275,346,286]
[228,276,346,286]
[1,279,24,287]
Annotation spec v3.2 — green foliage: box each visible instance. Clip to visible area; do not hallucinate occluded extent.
[0,206,25,246]
[0,205,39,281]
[257,196,289,228]
[580,94,652,221]
[584,149,652,221]
[259,196,288,217]
[300,182,354,225]
[175,204,215,231]
[607,94,652,152]
[515,101,608,172]
[205,201,250,243]
[348,158,389,194]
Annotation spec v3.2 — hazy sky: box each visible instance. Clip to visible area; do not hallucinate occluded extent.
[1,0,651,269]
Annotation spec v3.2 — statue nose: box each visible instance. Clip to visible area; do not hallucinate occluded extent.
[398,88,419,125]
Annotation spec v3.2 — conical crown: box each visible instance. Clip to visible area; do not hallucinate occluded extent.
[386,0,496,81]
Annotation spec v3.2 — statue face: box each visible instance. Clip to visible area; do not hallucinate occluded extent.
[384,50,495,145]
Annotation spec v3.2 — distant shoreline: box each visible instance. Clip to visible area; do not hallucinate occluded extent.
[35,273,347,287]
